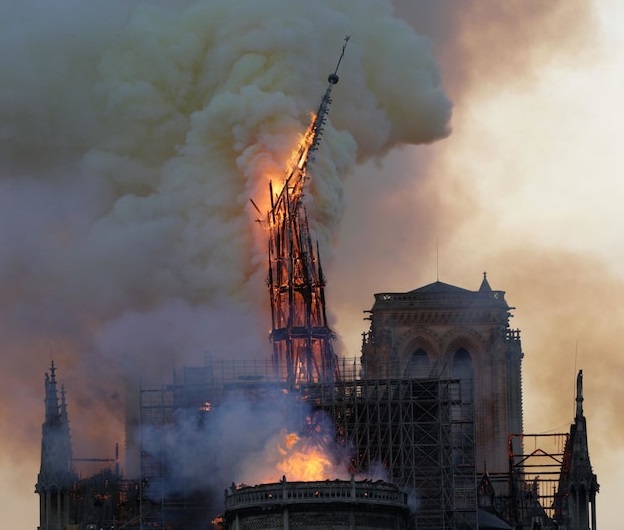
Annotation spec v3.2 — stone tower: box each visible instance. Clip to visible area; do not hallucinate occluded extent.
[360,274,524,476]
[35,361,76,530]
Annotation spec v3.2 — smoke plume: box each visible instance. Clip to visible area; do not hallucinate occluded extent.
[140,391,386,501]
[0,0,451,524]
[333,0,621,527]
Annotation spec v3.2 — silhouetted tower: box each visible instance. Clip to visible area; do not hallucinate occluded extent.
[555,370,599,530]
[35,361,76,530]
[361,273,524,479]
[267,37,349,387]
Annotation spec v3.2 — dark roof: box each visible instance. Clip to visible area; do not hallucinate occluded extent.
[371,276,511,311]
[407,281,473,295]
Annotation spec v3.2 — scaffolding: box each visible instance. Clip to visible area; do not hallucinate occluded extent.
[140,372,221,527]
[138,357,477,529]
[306,376,476,529]
[138,360,297,528]
[505,433,570,526]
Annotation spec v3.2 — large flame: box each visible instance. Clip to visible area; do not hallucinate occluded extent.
[275,430,337,482]
[289,114,316,172]
[256,117,316,228]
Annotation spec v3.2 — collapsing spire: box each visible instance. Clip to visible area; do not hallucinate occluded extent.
[266,37,349,387]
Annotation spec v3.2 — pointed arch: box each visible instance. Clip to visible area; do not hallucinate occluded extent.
[405,348,430,379]
[396,330,440,378]
[442,328,483,380]
[452,347,474,380]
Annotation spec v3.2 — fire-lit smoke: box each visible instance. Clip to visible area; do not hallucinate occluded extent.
[5,0,614,527]
[139,392,380,500]
[0,0,450,460]
[275,432,336,482]
[240,409,371,485]
[390,0,619,456]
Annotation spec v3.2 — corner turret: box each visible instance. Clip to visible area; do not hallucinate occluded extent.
[555,370,599,530]
[35,362,76,530]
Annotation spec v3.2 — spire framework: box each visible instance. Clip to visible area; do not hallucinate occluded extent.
[266,37,349,387]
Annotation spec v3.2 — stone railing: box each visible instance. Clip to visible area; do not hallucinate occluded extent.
[225,477,407,511]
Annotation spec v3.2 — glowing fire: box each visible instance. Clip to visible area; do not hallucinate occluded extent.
[274,430,338,482]
[289,114,316,171]
[198,401,212,412]
[272,114,317,206]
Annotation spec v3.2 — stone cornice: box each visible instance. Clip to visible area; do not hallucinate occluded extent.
[373,309,509,327]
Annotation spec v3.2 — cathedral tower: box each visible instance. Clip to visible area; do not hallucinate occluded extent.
[361,274,524,476]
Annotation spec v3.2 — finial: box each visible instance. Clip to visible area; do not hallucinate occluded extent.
[479,271,492,293]
[575,369,584,419]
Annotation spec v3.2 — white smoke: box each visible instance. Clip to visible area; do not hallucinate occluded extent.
[1,0,450,462]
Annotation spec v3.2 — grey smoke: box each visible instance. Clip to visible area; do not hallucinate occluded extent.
[1,0,451,439]
[0,4,451,523]
[140,391,384,499]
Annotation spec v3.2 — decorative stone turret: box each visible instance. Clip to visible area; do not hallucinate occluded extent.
[556,370,599,530]
[35,361,76,530]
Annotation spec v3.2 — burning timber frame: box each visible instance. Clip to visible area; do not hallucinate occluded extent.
[265,38,350,387]
[137,357,477,530]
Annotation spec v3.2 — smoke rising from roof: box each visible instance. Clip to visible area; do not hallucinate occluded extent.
[0,0,451,511]
[140,392,382,501]
[6,0,615,526]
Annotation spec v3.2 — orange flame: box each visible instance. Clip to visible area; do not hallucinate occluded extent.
[274,430,337,482]
[273,114,317,201]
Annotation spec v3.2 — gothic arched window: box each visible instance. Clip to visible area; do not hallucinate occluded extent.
[406,348,429,378]
[452,348,473,378]
[451,347,474,400]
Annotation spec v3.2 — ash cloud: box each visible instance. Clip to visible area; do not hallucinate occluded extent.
[482,247,624,447]
[0,0,451,511]
[333,0,617,524]
[381,0,607,440]
[392,0,596,97]
[1,0,612,527]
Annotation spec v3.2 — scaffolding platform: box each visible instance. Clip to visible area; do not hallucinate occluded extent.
[138,357,477,529]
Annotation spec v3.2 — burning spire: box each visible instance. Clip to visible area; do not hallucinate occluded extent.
[267,37,349,387]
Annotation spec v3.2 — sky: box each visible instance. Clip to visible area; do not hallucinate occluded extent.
[333,0,622,527]
[1,0,622,528]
